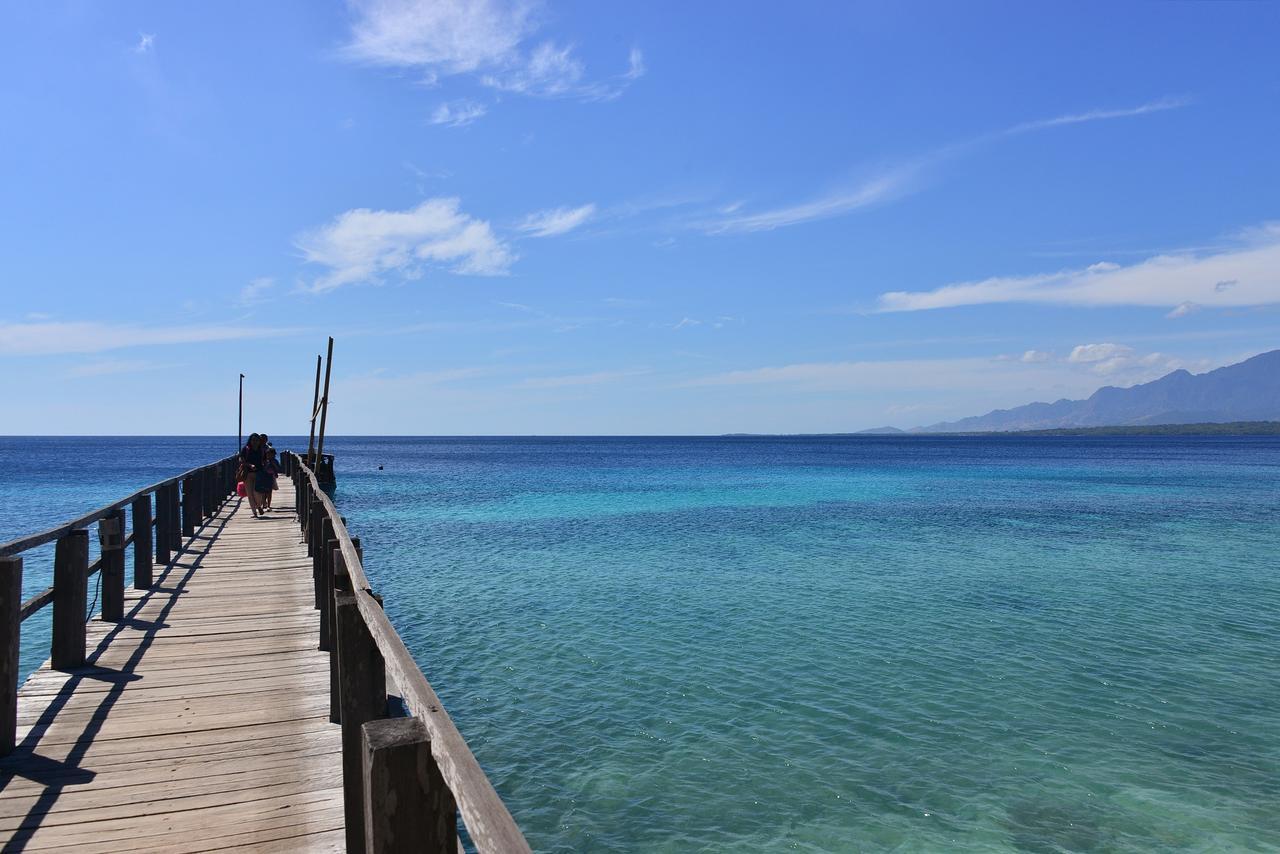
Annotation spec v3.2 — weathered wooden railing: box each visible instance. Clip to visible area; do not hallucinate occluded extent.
[0,454,239,756]
[282,450,531,854]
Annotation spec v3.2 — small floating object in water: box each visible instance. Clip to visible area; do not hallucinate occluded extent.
[378,465,384,470]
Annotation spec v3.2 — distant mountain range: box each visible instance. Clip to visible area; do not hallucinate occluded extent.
[887,349,1280,433]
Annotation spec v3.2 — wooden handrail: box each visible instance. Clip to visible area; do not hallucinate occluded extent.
[0,455,238,557]
[1,453,240,756]
[287,451,531,854]
[1,455,238,625]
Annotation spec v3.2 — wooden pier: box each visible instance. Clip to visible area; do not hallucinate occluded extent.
[0,454,528,853]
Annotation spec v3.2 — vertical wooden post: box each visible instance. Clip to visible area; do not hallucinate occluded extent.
[329,541,348,724]
[52,530,89,670]
[362,717,456,853]
[307,353,322,463]
[318,518,335,652]
[169,482,181,551]
[100,508,126,622]
[0,557,21,756]
[202,467,213,520]
[316,336,335,462]
[310,501,325,610]
[182,476,197,539]
[336,588,386,853]
[155,484,172,567]
[132,495,152,589]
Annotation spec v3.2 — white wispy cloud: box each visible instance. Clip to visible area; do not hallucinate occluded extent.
[134,33,155,54]
[703,96,1190,235]
[878,223,1280,312]
[238,276,275,307]
[516,369,646,389]
[1003,95,1191,135]
[296,197,514,292]
[343,0,642,101]
[625,46,645,80]
[0,321,294,356]
[516,203,595,237]
[705,170,913,235]
[673,317,701,330]
[67,359,170,378]
[1064,343,1187,377]
[684,347,1209,395]
[430,99,487,127]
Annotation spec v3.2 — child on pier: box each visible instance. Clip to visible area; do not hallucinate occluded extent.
[262,447,281,510]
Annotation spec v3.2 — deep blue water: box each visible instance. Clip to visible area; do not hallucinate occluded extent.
[2,435,1278,851]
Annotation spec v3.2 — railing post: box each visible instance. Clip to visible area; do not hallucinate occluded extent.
[0,556,21,756]
[310,501,325,610]
[329,540,347,724]
[100,508,126,622]
[207,464,217,516]
[169,481,181,552]
[200,467,211,521]
[201,466,210,519]
[155,484,172,567]
[336,588,387,853]
[362,717,456,853]
[52,530,89,670]
[318,518,335,652]
[181,476,197,540]
[132,494,152,589]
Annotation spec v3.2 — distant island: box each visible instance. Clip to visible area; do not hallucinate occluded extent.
[726,421,1280,438]
[942,421,1280,437]
[896,349,1280,433]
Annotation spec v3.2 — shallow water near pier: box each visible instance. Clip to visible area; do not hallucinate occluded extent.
[3,435,1279,851]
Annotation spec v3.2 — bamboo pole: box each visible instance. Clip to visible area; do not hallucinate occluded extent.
[307,354,322,463]
[316,337,334,462]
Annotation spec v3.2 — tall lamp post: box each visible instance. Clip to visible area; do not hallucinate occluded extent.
[238,373,245,451]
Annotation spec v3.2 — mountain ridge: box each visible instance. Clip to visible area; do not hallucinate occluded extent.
[910,349,1280,433]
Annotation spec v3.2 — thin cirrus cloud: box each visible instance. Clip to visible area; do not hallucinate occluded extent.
[516,203,596,237]
[683,347,1204,397]
[0,321,294,356]
[877,223,1280,312]
[430,99,487,127]
[296,198,514,292]
[342,0,644,101]
[516,369,647,389]
[237,276,275,307]
[704,96,1190,235]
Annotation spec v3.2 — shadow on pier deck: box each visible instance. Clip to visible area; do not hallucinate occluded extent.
[0,482,342,851]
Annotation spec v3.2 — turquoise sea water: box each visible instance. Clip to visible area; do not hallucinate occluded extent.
[2,436,1278,851]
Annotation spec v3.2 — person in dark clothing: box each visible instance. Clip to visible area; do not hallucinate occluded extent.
[239,433,267,517]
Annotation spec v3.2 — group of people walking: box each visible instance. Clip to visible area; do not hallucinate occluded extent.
[237,433,280,518]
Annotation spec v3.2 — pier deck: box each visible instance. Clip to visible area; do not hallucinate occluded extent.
[0,487,343,851]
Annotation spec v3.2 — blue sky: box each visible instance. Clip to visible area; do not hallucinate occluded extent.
[3,1,1279,434]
